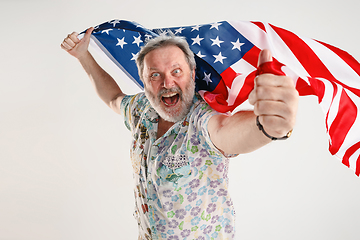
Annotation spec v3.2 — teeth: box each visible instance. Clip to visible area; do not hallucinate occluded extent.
[162,92,177,98]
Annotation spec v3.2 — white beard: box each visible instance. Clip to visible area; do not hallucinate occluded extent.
[145,79,195,123]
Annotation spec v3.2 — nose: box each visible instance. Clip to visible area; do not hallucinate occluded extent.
[163,74,175,89]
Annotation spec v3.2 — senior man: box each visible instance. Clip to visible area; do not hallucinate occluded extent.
[61,27,298,239]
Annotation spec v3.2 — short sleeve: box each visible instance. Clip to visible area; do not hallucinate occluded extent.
[196,102,239,159]
[120,94,136,131]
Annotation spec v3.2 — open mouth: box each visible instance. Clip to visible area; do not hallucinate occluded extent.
[161,92,180,107]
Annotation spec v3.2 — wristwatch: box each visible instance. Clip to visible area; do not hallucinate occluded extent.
[256,116,293,140]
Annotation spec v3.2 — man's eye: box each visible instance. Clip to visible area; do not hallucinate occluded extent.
[151,73,160,78]
[173,69,181,74]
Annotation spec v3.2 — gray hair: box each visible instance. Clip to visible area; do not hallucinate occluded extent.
[136,35,196,82]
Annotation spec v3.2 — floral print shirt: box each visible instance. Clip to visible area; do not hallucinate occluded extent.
[120,92,236,240]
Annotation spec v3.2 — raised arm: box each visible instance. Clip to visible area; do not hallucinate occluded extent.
[208,49,299,154]
[60,28,125,114]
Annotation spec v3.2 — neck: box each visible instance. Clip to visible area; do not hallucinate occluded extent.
[157,117,175,139]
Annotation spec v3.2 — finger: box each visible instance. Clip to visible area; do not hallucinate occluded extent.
[63,37,77,49]
[255,74,295,88]
[67,32,80,44]
[253,100,289,118]
[253,85,286,102]
[248,88,256,105]
[253,49,273,91]
[82,27,94,43]
[249,85,298,109]
[257,49,272,68]
[61,41,74,51]
[60,42,68,51]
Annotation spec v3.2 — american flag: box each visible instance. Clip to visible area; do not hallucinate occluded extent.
[79,19,360,176]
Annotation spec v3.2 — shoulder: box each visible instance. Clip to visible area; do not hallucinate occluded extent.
[120,92,148,113]
[120,92,150,130]
[190,93,220,122]
[188,93,222,138]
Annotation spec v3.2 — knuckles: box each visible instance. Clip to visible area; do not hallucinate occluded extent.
[251,74,299,105]
[251,74,299,137]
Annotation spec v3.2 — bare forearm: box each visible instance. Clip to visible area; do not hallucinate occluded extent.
[78,51,124,110]
[209,111,271,155]
[61,28,125,113]
[208,50,298,156]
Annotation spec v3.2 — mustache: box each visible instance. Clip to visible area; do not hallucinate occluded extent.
[157,87,183,99]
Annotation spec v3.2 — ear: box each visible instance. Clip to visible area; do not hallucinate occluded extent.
[192,68,196,81]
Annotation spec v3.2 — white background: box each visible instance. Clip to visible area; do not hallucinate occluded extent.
[1,0,360,239]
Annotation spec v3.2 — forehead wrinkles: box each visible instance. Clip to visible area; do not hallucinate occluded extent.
[144,46,187,68]
[147,63,181,72]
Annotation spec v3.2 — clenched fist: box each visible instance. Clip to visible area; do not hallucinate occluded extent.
[60,27,94,60]
[248,49,299,139]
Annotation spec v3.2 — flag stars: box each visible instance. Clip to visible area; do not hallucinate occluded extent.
[134,23,143,28]
[210,36,224,47]
[116,37,127,49]
[102,29,113,35]
[133,35,143,47]
[175,27,185,34]
[231,38,245,51]
[196,51,206,58]
[110,20,121,27]
[191,25,201,32]
[203,72,213,85]
[191,35,204,46]
[210,22,222,30]
[145,34,153,41]
[131,52,139,61]
[159,30,169,37]
[213,52,227,64]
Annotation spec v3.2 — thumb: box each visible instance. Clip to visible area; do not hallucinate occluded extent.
[257,49,273,67]
[81,27,94,44]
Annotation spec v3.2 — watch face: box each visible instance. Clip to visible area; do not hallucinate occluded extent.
[286,129,293,138]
